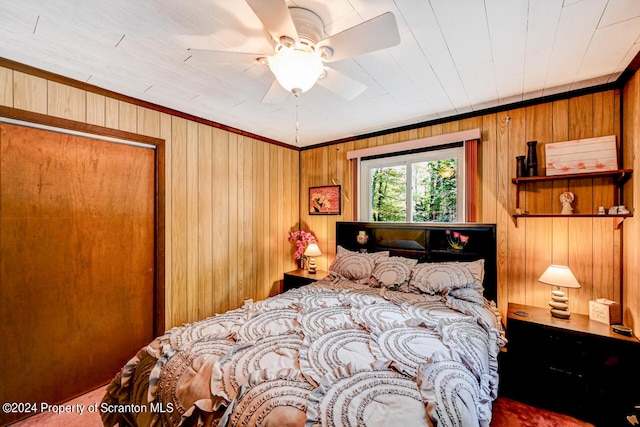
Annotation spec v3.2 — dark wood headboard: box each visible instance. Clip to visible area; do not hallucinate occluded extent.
[336,222,498,303]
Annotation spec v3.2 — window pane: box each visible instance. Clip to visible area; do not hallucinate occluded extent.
[359,144,465,222]
[411,159,457,222]
[370,165,406,222]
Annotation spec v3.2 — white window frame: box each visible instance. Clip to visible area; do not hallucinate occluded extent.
[347,129,481,223]
[359,145,465,222]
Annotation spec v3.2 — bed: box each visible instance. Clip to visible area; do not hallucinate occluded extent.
[101,221,505,427]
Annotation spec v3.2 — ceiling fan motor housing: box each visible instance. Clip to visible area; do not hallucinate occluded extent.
[289,8,324,49]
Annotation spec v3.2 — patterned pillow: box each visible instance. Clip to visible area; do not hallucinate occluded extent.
[330,252,376,282]
[448,287,485,305]
[369,257,418,289]
[336,245,389,261]
[409,260,485,295]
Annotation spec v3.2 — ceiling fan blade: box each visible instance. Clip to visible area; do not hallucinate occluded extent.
[246,0,299,45]
[317,12,400,63]
[187,48,268,64]
[317,67,367,100]
[261,79,290,103]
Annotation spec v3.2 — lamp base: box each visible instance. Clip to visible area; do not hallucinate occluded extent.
[550,308,571,319]
[549,289,571,319]
[308,257,317,274]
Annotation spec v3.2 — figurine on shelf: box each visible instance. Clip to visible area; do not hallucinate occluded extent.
[560,191,574,215]
[609,205,630,215]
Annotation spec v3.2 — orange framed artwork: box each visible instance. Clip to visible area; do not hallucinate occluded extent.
[309,185,341,215]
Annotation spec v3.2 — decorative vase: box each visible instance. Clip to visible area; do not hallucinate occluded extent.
[516,155,526,177]
[356,230,369,252]
[526,141,538,176]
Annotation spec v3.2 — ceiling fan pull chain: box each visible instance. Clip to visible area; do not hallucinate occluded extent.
[295,90,300,145]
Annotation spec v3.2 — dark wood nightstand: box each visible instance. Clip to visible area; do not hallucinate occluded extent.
[282,269,329,292]
[501,303,640,427]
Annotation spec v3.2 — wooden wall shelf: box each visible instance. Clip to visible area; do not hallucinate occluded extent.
[512,169,633,228]
[512,169,633,185]
[512,213,632,228]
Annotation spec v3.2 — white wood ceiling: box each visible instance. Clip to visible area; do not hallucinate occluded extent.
[1,0,639,147]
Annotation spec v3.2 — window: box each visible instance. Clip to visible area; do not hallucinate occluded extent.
[359,145,465,222]
[347,129,480,222]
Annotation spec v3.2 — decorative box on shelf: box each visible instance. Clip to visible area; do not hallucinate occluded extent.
[589,298,622,325]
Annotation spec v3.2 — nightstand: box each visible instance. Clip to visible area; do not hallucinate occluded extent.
[501,303,640,427]
[282,269,329,292]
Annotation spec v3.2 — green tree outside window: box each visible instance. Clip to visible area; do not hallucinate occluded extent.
[368,159,458,222]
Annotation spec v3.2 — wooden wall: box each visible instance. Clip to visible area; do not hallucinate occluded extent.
[300,90,629,320]
[0,61,300,330]
[2,58,637,331]
[623,68,640,330]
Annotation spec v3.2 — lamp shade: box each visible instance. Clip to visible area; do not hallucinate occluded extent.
[269,47,323,93]
[304,243,322,257]
[538,265,581,289]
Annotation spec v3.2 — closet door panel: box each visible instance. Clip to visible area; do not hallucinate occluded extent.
[0,123,155,425]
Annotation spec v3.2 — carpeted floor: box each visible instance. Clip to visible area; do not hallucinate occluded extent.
[9,385,106,427]
[10,390,594,426]
[491,397,595,427]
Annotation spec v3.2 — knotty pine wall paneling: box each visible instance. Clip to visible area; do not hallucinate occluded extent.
[170,117,189,327]
[47,81,86,122]
[86,92,106,126]
[478,114,504,311]
[212,127,231,315]
[3,58,635,328]
[13,71,47,113]
[198,124,213,318]
[0,61,300,331]
[623,68,640,330]
[0,67,12,106]
[523,103,553,310]
[299,89,626,320]
[500,108,526,316]
[186,120,200,324]
[592,91,619,304]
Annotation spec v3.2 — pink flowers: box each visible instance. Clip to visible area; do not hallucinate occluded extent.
[445,229,469,250]
[288,230,317,260]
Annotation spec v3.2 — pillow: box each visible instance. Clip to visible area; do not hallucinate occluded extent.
[409,260,485,295]
[336,245,389,261]
[463,259,485,291]
[369,257,418,289]
[448,287,485,305]
[330,252,376,282]
[330,246,391,283]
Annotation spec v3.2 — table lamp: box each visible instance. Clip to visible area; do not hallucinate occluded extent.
[538,265,581,319]
[304,243,322,274]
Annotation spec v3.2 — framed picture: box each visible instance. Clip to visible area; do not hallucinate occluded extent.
[309,185,341,215]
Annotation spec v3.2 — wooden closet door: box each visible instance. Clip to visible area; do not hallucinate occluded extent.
[0,123,156,425]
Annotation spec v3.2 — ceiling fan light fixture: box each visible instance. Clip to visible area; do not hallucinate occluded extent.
[268,47,323,94]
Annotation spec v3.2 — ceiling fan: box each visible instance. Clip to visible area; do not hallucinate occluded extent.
[188,0,401,103]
